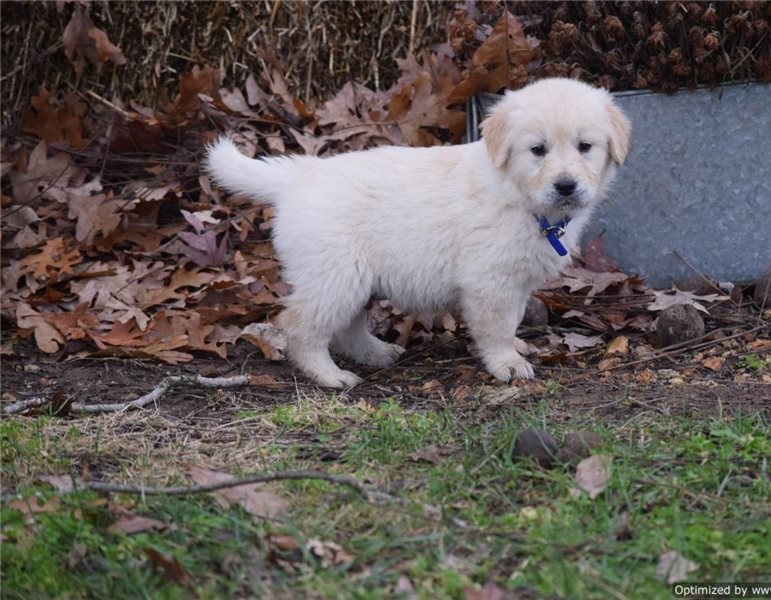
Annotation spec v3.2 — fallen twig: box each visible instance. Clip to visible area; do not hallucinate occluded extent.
[1,397,51,415]
[601,323,768,372]
[83,470,371,499]
[673,250,738,302]
[2,374,252,416]
[71,471,468,526]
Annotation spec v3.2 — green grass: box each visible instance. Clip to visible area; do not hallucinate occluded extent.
[738,353,770,371]
[2,401,770,599]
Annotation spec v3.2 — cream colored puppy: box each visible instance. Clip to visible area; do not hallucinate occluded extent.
[206,78,630,388]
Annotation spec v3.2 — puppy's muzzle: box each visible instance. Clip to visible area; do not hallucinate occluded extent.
[551,176,583,208]
[554,177,577,197]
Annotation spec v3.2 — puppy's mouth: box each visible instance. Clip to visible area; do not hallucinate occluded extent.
[546,177,590,211]
[548,190,588,211]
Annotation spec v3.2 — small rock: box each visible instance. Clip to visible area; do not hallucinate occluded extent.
[674,275,705,292]
[754,267,771,308]
[632,344,655,359]
[521,296,549,328]
[613,510,634,540]
[23,364,41,373]
[512,428,558,467]
[655,304,705,347]
[559,431,603,463]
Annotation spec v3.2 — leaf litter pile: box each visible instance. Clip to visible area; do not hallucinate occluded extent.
[2,5,770,415]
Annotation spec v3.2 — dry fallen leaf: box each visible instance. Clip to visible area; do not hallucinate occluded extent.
[108,511,166,535]
[16,303,66,353]
[648,289,727,314]
[746,339,771,353]
[239,323,287,361]
[306,538,355,567]
[449,11,535,104]
[464,581,517,600]
[172,65,220,114]
[407,443,452,465]
[542,267,631,298]
[655,550,699,584]
[573,454,613,499]
[189,467,288,519]
[39,475,75,493]
[7,495,62,518]
[268,533,300,551]
[702,356,725,372]
[67,185,123,244]
[394,575,416,597]
[21,87,86,149]
[66,544,88,568]
[597,357,620,372]
[634,369,657,384]
[144,548,190,586]
[20,237,82,283]
[583,237,620,273]
[605,335,629,356]
[562,332,604,352]
[88,26,127,68]
[62,6,93,76]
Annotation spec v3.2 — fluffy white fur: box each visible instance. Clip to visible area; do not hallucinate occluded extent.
[205,78,631,388]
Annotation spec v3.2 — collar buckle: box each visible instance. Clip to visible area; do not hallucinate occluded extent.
[536,215,571,257]
[541,224,567,239]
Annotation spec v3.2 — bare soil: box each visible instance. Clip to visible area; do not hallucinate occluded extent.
[2,334,767,426]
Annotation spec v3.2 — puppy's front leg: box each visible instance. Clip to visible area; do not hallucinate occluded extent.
[461,290,535,382]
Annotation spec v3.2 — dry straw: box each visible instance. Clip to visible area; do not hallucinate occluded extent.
[0,0,452,124]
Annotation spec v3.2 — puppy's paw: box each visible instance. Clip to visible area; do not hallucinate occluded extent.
[364,341,405,367]
[485,353,535,383]
[507,358,535,381]
[313,368,363,389]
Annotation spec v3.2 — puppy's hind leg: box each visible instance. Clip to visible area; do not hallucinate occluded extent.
[277,303,363,389]
[276,256,377,389]
[332,311,404,367]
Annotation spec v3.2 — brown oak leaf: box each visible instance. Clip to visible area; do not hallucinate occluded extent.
[16,303,66,353]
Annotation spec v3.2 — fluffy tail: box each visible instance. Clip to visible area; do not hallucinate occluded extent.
[204,137,292,203]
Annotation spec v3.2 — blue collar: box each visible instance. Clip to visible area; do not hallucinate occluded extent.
[536,215,571,256]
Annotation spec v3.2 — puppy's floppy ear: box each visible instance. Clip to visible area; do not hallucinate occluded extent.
[606,101,631,166]
[481,108,511,169]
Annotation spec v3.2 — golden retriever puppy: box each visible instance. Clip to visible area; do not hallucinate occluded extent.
[206,78,631,388]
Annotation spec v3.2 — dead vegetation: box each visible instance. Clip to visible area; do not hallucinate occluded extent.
[3,1,770,127]
[0,0,451,123]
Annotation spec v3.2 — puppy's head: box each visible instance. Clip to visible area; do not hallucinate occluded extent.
[481,78,631,215]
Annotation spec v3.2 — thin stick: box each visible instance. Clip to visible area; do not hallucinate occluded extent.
[73,473,467,527]
[672,250,736,301]
[1,397,50,415]
[84,470,370,499]
[84,89,133,120]
[601,324,768,372]
[2,374,252,416]
[408,0,419,56]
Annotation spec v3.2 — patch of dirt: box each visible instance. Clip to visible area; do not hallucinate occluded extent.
[1,331,768,497]
[2,333,767,425]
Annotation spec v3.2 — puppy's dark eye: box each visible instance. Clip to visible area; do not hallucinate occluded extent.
[578,142,592,153]
[531,144,546,157]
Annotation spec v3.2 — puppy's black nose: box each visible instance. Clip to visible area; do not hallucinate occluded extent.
[554,178,577,197]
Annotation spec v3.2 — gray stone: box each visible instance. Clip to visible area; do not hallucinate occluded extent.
[521,296,549,327]
[656,304,705,347]
[512,428,559,467]
[559,430,603,463]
